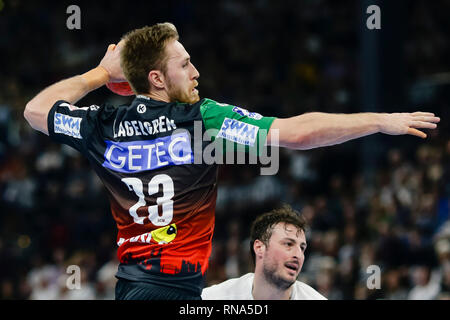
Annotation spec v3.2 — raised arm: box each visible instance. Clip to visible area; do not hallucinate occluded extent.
[266,111,440,150]
[24,42,125,135]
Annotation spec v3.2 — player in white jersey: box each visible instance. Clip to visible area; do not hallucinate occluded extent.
[202,205,326,300]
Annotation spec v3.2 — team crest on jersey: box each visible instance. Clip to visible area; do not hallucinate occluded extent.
[54,113,82,139]
[217,117,259,146]
[232,106,263,120]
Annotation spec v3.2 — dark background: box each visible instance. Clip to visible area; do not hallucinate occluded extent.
[0,0,449,299]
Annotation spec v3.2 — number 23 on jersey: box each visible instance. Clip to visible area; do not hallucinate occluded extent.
[121,174,174,226]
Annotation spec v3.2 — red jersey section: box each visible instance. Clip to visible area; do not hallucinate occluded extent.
[114,186,217,275]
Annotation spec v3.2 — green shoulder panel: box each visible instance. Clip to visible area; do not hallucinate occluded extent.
[199,98,276,155]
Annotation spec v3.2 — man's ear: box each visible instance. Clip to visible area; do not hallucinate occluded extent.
[253,240,265,260]
[148,70,165,89]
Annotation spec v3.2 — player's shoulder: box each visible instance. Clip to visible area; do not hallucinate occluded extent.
[132,95,208,115]
[52,100,106,114]
[201,273,254,300]
[204,273,254,291]
[292,280,327,300]
[199,98,234,109]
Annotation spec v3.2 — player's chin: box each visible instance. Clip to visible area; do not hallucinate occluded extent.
[279,273,297,289]
[187,92,200,104]
[178,91,200,104]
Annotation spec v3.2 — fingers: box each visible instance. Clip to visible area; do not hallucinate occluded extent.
[409,112,439,139]
[107,44,116,51]
[412,115,440,123]
[383,112,438,139]
[412,111,436,117]
[407,128,427,139]
[410,121,438,129]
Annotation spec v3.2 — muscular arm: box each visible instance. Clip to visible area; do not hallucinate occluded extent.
[24,42,125,135]
[267,111,440,150]
[23,67,109,135]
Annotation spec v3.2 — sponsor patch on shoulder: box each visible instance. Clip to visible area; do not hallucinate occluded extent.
[217,117,259,146]
[54,112,83,139]
[232,106,263,120]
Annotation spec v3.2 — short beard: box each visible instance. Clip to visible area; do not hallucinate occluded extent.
[167,77,199,104]
[262,261,296,291]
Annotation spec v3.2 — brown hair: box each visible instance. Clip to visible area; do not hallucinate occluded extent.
[120,22,179,94]
[249,204,307,264]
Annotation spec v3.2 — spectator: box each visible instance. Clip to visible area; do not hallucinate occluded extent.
[407,264,440,300]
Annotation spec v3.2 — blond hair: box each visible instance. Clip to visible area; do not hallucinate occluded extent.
[120,23,179,94]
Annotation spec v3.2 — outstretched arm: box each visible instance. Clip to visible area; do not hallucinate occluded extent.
[24,42,125,135]
[266,111,440,150]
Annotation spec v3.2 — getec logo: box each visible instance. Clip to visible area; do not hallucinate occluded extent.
[54,113,82,139]
[102,131,193,173]
[217,117,259,146]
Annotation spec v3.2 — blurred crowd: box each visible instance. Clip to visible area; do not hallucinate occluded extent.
[0,0,449,299]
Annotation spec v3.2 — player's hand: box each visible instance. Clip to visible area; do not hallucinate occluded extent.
[379,112,440,138]
[98,40,126,83]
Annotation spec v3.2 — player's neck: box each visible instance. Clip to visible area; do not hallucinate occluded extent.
[252,272,293,300]
[143,90,170,103]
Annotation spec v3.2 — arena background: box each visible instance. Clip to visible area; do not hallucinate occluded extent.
[0,0,449,300]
